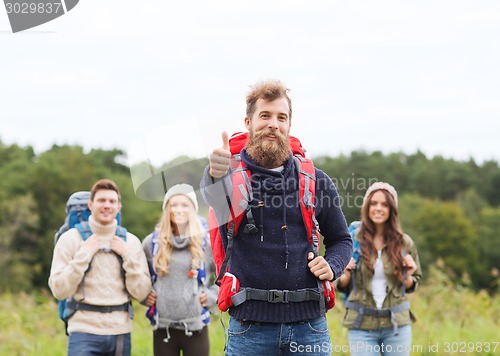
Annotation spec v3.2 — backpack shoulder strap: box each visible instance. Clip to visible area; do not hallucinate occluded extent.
[197,233,208,285]
[292,155,335,313]
[75,221,92,240]
[73,221,94,300]
[292,155,318,249]
[213,156,254,284]
[115,226,127,240]
[149,231,160,283]
[208,208,225,278]
[348,221,362,264]
[228,156,254,236]
[345,221,362,297]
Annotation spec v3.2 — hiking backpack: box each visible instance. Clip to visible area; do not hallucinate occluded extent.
[54,191,129,334]
[54,191,124,244]
[145,216,211,328]
[341,221,362,302]
[207,132,335,313]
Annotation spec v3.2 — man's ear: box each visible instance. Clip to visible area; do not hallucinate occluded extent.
[244,116,251,131]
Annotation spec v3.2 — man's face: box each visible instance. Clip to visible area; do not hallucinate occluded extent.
[88,189,121,225]
[244,98,291,168]
[245,97,291,139]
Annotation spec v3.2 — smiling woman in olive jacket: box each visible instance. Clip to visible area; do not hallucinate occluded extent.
[337,182,422,356]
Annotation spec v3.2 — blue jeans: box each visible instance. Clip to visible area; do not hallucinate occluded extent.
[348,325,412,356]
[225,316,331,356]
[68,332,131,356]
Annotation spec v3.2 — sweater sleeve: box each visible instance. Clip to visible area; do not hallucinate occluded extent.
[200,165,233,225]
[203,239,219,308]
[121,233,153,303]
[314,169,353,281]
[48,229,95,300]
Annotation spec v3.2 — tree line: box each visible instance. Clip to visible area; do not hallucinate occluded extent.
[0,142,498,293]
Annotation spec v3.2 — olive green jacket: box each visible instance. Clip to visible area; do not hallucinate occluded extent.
[337,234,422,330]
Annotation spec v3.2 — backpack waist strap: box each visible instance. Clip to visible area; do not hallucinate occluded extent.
[71,300,131,313]
[155,315,208,342]
[157,315,204,328]
[345,301,410,335]
[232,287,321,306]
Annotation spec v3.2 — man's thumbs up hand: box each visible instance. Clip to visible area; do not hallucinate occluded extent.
[209,131,232,178]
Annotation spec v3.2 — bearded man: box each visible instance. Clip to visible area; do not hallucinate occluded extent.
[200,80,352,356]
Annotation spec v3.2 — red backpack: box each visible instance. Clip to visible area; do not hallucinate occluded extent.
[208,132,335,312]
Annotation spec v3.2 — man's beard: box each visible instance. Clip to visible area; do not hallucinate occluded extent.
[246,128,290,169]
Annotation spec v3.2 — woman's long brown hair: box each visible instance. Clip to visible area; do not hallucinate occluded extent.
[359,189,406,282]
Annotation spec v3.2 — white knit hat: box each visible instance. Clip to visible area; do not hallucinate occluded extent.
[363,181,398,207]
[162,184,199,212]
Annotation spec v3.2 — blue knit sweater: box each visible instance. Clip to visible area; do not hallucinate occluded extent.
[200,149,352,323]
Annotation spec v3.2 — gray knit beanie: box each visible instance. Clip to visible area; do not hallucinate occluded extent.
[162,184,199,212]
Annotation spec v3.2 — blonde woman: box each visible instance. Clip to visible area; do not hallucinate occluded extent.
[143,184,218,356]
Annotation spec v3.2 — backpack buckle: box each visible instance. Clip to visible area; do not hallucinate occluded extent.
[100,306,114,313]
[267,289,289,303]
[243,223,258,234]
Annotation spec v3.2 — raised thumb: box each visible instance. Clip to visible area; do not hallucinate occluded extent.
[222,131,230,151]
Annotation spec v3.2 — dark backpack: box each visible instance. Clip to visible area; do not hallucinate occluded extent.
[54,191,129,334]
[207,132,335,313]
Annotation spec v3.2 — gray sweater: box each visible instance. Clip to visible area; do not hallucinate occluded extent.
[142,233,218,332]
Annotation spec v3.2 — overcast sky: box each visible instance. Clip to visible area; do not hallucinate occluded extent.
[1,0,499,168]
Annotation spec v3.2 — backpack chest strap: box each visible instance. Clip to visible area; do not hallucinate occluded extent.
[67,299,132,315]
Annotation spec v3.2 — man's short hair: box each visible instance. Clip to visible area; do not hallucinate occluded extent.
[246,80,292,120]
[90,179,121,201]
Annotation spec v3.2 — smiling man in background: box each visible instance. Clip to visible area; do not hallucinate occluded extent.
[49,179,151,356]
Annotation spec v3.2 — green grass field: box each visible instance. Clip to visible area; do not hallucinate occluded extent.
[1,269,498,355]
